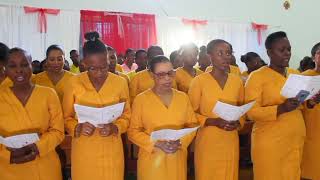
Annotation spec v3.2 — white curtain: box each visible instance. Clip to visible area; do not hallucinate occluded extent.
[156,16,278,72]
[0,5,80,62]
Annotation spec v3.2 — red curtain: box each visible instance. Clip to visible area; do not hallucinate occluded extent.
[81,10,157,54]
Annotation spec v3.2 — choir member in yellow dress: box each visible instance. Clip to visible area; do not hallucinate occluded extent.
[34,45,74,101]
[63,32,130,180]
[0,42,12,88]
[189,39,244,180]
[107,46,129,83]
[129,45,177,101]
[128,55,198,180]
[170,50,183,70]
[245,31,306,180]
[301,42,320,180]
[240,52,264,79]
[69,50,80,74]
[127,49,148,80]
[0,48,64,180]
[175,43,203,93]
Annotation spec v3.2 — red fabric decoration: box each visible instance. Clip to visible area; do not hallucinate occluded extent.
[252,22,268,45]
[24,6,60,33]
[81,10,157,54]
[182,18,208,30]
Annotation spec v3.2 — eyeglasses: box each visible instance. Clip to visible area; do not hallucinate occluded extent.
[153,70,176,79]
[87,66,108,72]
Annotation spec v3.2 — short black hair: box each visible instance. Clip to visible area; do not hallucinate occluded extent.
[69,49,78,55]
[147,46,164,59]
[206,39,229,54]
[265,31,287,50]
[135,49,147,58]
[179,43,198,55]
[8,47,32,63]
[46,45,64,58]
[149,55,170,73]
[83,31,107,57]
[240,52,260,63]
[169,50,179,64]
[0,42,9,63]
[125,48,135,56]
[311,42,320,57]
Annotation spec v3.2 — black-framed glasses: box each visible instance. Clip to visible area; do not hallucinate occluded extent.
[153,70,176,79]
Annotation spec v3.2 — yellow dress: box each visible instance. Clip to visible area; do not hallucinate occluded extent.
[205,65,241,76]
[127,71,137,81]
[63,72,131,180]
[0,77,13,88]
[129,69,177,101]
[245,66,305,180]
[0,85,64,180]
[116,64,123,73]
[241,71,249,77]
[301,69,320,180]
[70,64,80,74]
[34,71,74,101]
[175,67,203,93]
[117,71,130,84]
[188,72,244,180]
[128,89,198,180]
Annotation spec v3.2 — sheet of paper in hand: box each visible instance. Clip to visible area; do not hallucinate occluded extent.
[150,126,199,141]
[281,74,320,100]
[212,101,255,121]
[74,102,125,127]
[0,133,39,148]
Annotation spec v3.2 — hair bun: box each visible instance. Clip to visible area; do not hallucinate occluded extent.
[240,55,247,63]
[84,31,100,42]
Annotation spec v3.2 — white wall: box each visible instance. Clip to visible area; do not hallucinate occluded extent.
[0,0,318,68]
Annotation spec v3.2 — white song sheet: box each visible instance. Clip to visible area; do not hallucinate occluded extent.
[0,133,39,148]
[212,101,255,121]
[281,74,320,100]
[74,102,125,127]
[150,126,199,141]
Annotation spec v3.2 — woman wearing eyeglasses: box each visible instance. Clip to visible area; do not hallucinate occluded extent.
[128,55,198,180]
[63,32,131,180]
[189,39,244,180]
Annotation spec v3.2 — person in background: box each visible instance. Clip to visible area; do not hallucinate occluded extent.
[107,46,123,73]
[245,31,305,180]
[108,46,129,83]
[117,53,125,65]
[79,58,86,73]
[63,31,130,180]
[298,56,315,72]
[301,42,320,180]
[69,50,80,74]
[34,45,74,101]
[32,60,41,74]
[63,60,70,71]
[175,43,203,93]
[128,55,198,180]
[0,48,64,180]
[121,48,138,73]
[170,50,183,69]
[40,59,47,72]
[189,39,244,180]
[0,42,11,88]
[197,46,211,72]
[129,45,177,102]
[127,49,148,80]
[240,52,265,78]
